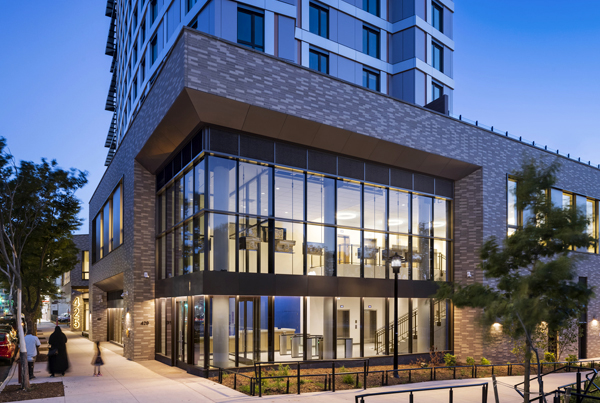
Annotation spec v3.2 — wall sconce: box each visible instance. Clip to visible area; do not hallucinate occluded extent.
[592,316,598,326]
[492,322,501,330]
[121,291,128,297]
[143,272,149,278]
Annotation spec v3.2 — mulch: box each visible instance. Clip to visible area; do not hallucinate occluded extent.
[0,382,64,402]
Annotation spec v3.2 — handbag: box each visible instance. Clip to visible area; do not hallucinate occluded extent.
[48,348,58,356]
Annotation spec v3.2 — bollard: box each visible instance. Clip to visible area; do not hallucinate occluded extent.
[332,363,335,392]
[492,375,500,403]
[258,364,262,398]
[364,362,367,390]
[449,388,453,403]
[297,362,301,395]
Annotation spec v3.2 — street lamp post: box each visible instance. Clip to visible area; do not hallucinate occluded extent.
[391,253,403,378]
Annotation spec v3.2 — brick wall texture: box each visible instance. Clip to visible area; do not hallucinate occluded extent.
[89,28,600,362]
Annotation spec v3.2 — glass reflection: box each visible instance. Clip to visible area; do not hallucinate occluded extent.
[307,174,335,224]
[389,190,410,234]
[412,195,432,236]
[239,162,272,216]
[364,184,386,231]
[275,169,304,220]
[412,237,430,280]
[307,225,335,276]
[337,180,361,228]
[363,231,386,279]
[433,198,448,238]
[337,228,361,277]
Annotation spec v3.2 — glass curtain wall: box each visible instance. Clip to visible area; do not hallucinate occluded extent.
[156,155,451,281]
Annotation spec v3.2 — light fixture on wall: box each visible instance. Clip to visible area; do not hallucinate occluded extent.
[121,291,128,297]
[143,272,149,278]
[592,316,598,326]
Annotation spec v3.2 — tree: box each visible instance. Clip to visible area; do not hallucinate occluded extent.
[0,138,87,389]
[436,159,594,403]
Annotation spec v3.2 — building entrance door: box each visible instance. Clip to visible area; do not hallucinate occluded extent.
[176,299,189,365]
[238,297,260,365]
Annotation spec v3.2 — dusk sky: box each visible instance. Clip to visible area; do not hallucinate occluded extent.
[0,1,598,234]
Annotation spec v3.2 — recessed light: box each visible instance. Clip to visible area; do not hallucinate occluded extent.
[276,188,280,190]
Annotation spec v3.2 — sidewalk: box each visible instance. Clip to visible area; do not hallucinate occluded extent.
[9,324,589,402]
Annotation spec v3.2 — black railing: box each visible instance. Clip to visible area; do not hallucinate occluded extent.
[355,381,488,403]
[374,309,417,354]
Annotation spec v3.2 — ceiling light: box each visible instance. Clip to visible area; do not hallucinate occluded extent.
[337,212,356,220]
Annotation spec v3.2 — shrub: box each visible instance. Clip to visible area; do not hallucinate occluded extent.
[277,364,291,376]
[480,357,491,365]
[339,366,348,373]
[444,353,457,366]
[420,361,429,368]
[566,354,578,363]
[342,374,355,385]
[466,356,475,366]
[544,352,556,363]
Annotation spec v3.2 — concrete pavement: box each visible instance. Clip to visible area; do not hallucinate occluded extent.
[7,323,590,402]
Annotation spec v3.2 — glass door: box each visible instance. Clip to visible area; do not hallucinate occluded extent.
[238,297,260,365]
[177,299,189,364]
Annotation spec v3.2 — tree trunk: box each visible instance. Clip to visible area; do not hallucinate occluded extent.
[16,288,30,390]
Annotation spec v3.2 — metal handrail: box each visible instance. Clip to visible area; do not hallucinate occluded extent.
[354,381,488,403]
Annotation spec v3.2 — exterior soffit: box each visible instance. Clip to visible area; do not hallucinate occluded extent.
[135,87,480,180]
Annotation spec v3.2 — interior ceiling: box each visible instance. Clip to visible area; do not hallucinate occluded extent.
[136,87,480,180]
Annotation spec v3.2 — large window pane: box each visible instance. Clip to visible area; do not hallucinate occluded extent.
[433,299,447,351]
[364,298,385,357]
[394,298,410,354]
[337,297,360,358]
[194,296,205,367]
[307,297,335,359]
[364,184,386,231]
[363,231,386,279]
[195,159,205,212]
[209,214,236,272]
[177,177,184,224]
[388,234,409,279]
[307,225,335,276]
[275,168,304,220]
[238,216,268,273]
[274,221,304,275]
[175,226,183,276]
[274,297,302,361]
[194,215,205,272]
[182,220,194,275]
[185,169,194,218]
[208,157,236,212]
[389,190,410,234]
[210,296,235,367]
[414,298,431,353]
[433,198,449,238]
[587,199,596,253]
[507,179,518,227]
[113,185,122,248]
[412,195,432,236]
[337,228,361,278]
[103,202,111,255]
[337,180,361,228]
[433,239,447,281]
[239,162,272,216]
[167,184,175,229]
[307,174,335,224]
[413,237,431,280]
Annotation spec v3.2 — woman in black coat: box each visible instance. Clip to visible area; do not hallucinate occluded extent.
[48,326,69,376]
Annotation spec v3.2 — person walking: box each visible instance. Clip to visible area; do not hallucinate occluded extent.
[24,329,41,379]
[91,341,104,376]
[47,326,69,377]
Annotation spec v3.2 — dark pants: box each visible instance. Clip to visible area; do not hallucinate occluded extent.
[28,357,36,378]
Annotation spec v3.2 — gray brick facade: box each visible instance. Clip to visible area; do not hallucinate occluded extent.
[90,28,600,363]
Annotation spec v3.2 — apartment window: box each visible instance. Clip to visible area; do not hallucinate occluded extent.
[237,8,265,51]
[150,35,158,65]
[363,0,379,17]
[432,41,443,72]
[507,178,518,236]
[309,3,328,38]
[309,49,328,74]
[432,81,443,101]
[150,0,158,24]
[363,26,380,58]
[363,68,379,91]
[187,0,197,13]
[92,182,123,263]
[432,2,443,32]
[82,251,89,280]
[586,199,597,253]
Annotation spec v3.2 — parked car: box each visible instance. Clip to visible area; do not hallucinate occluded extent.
[0,324,15,339]
[57,313,70,323]
[0,332,16,362]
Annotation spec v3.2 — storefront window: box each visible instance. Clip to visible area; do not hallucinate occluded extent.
[307,174,335,224]
[337,228,361,278]
[275,169,304,220]
[274,221,304,275]
[307,297,335,359]
[307,225,335,276]
[208,157,236,212]
[337,180,361,228]
[364,184,386,231]
[274,297,302,361]
[209,214,236,272]
[239,162,272,216]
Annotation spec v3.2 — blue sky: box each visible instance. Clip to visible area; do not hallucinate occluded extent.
[0,1,598,234]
